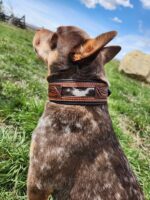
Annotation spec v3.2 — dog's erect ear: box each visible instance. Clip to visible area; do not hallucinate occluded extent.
[70,31,117,62]
[49,33,58,50]
[101,46,121,64]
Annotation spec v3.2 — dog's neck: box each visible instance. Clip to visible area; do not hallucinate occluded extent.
[47,65,106,84]
[48,56,108,86]
[47,61,110,106]
[47,76,110,106]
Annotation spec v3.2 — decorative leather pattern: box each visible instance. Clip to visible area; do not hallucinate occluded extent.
[48,85,62,98]
[95,85,108,99]
[48,81,109,104]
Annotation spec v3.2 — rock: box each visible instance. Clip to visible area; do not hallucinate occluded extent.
[119,50,150,83]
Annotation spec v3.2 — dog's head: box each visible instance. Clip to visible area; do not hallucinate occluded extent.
[33,26,121,82]
[33,29,54,64]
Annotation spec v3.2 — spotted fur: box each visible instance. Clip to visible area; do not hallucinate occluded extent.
[27,26,145,200]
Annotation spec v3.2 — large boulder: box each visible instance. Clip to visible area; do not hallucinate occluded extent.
[119,50,150,83]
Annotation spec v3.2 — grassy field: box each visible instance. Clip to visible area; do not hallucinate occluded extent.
[0,22,150,200]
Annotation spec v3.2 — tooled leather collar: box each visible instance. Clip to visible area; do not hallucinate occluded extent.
[48,78,111,106]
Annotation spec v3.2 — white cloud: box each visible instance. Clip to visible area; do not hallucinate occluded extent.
[112,17,123,23]
[3,0,150,60]
[140,0,150,9]
[3,0,59,30]
[138,20,143,33]
[138,20,150,36]
[112,34,150,59]
[81,0,133,10]
[3,0,107,35]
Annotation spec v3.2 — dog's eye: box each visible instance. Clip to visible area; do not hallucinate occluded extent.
[36,39,40,46]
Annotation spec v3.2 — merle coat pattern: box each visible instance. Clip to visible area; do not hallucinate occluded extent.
[27,26,145,200]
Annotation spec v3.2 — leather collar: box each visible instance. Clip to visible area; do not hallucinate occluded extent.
[48,79,111,106]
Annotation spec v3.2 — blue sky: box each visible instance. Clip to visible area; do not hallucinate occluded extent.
[3,0,150,58]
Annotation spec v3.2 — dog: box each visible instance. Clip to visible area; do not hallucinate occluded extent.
[27,26,144,200]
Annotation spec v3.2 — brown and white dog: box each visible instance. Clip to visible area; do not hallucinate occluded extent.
[27,26,144,200]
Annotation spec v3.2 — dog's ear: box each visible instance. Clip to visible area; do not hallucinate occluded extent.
[70,31,117,62]
[101,46,121,64]
[49,33,58,50]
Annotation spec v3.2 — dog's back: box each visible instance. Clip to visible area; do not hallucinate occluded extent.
[28,103,144,200]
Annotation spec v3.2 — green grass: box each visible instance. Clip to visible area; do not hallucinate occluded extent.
[0,22,150,200]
